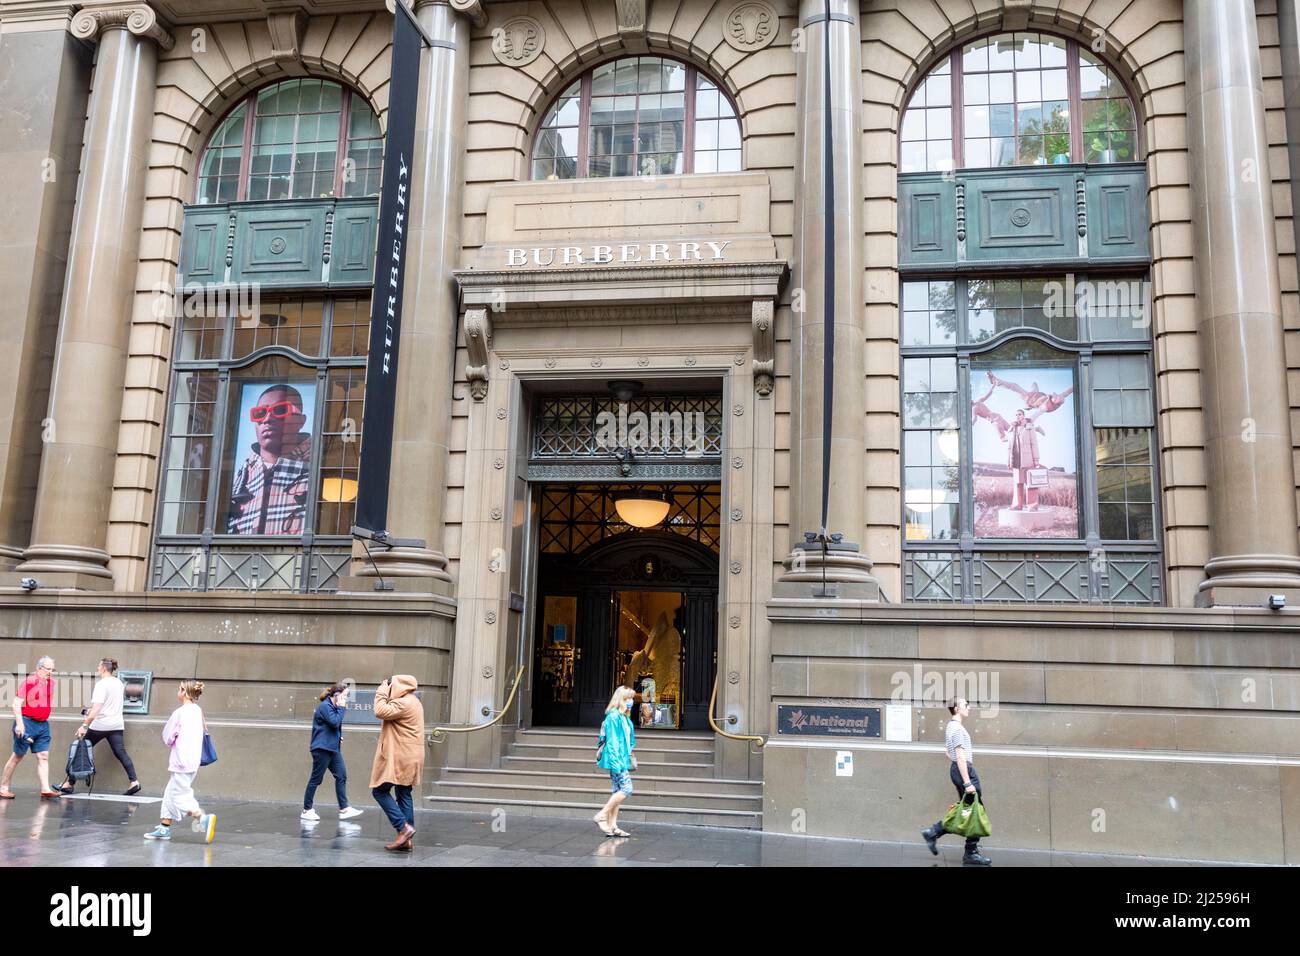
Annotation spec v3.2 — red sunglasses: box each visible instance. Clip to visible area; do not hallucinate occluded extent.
[249,401,302,423]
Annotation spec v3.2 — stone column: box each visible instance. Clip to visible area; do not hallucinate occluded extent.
[0,7,92,570]
[9,4,168,589]
[1186,0,1300,605]
[777,0,879,599]
[347,0,472,593]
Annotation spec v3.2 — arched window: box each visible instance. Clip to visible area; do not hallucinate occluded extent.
[195,78,383,203]
[901,32,1139,172]
[531,56,741,180]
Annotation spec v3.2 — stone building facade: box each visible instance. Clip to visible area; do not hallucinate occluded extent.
[1,0,1299,862]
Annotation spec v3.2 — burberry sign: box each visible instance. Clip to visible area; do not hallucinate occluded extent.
[505,239,732,267]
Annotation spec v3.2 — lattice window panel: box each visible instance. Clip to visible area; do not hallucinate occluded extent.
[538,484,721,554]
[532,395,724,459]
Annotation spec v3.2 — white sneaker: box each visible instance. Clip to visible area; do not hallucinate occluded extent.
[300,808,320,821]
[338,806,362,820]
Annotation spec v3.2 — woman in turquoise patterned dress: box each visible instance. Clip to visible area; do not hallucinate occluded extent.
[594,685,637,837]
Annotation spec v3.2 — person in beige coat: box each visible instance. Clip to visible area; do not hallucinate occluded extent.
[369,675,424,851]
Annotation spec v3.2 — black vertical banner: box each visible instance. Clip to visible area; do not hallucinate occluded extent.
[354,2,423,536]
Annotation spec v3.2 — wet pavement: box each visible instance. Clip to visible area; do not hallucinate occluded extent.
[0,791,1228,867]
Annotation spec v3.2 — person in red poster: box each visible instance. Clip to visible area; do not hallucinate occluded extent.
[0,656,61,799]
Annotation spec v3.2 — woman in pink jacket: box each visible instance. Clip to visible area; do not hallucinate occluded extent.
[144,680,216,843]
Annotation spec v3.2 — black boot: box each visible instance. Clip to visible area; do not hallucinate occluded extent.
[921,825,941,856]
[962,846,991,866]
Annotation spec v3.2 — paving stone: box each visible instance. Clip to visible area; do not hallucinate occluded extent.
[0,796,1228,867]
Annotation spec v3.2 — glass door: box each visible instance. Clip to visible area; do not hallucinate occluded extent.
[615,590,685,730]
[532,594,579,726]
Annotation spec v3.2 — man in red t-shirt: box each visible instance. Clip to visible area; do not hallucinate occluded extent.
[0,656,60,798]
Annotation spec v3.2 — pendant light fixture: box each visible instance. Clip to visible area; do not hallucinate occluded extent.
[613,487,671,529]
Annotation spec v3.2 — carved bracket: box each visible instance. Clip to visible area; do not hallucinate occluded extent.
[616,0,647,37]
[463,307,494,401]
[267,10,307,63]
[752,299,774,396]
[70,3,174,51]
[449,0,487,29]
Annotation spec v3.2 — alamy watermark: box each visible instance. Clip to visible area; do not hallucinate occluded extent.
[594,404,708,457]
[152,281,262,325]
[0,665,98,710]
[1043,274,1151,330]
[889,664,1001,717]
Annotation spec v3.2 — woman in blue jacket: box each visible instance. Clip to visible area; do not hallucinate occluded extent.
[301,682,363,822]
[594,685,637,837]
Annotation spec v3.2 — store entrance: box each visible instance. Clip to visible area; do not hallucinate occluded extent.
[529,487,720,732]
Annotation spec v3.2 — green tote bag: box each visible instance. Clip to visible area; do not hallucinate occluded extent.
[942,791,992,839]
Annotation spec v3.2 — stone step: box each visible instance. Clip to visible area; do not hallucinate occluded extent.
[429,779,762,812]
[509,742,714,764]
[502,755,717,777]
[423,794,761,830]
[519,727,717,752]
[439,766,761,796]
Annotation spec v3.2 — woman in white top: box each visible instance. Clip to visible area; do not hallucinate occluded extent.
[56,658,140,796]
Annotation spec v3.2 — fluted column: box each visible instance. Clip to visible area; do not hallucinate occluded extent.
[1185,0,1300,605]
[0,8,91,569]
[349,0,468,591]
[12,4,168,588]
[777,0,879,599]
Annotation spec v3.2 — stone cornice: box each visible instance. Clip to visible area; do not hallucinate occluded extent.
[0,1,77,31]
[70,2,173,50]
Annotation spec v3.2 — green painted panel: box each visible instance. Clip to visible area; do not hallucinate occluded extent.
[330,198,378,284]
[898,176,956,268]
[899,164,1149,272]
[967,171,1074,262]
[236,202,326,284]
[1086,166,1149,260]
[178,209,227,284]
[179,198,378,290]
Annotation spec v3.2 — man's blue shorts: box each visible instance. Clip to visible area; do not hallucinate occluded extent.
[11,719,50,756]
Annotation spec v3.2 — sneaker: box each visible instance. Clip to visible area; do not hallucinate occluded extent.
[202,813,217,844]
[921,826,940,856]
[300,808,321,821]
[143,825,171,841]
[338,806,363,820]
[962,850,992,866]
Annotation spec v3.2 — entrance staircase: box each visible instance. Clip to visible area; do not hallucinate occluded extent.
[426,727,763,829]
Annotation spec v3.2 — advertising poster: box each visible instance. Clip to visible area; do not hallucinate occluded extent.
[226,381,316,535]
[970,366,1077,538]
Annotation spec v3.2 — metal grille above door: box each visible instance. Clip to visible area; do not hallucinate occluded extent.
[531,395,724,459]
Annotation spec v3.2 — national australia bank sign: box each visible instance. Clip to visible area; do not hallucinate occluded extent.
[505,239,732,268]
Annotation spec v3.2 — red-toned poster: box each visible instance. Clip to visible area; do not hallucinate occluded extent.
[970,366,1077,538]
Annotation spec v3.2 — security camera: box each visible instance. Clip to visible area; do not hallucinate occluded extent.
[18,577,37,591]
[1268,594,1287,611]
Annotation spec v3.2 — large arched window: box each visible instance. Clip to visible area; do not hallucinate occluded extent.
[195,78,383,203]
[901,32,1139,172]
[531,56,741,180]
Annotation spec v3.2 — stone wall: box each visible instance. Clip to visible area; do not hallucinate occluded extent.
[764,602,1300,862]
[0,592,454,799]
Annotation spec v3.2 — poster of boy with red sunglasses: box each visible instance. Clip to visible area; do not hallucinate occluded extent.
[227,383,314,535]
